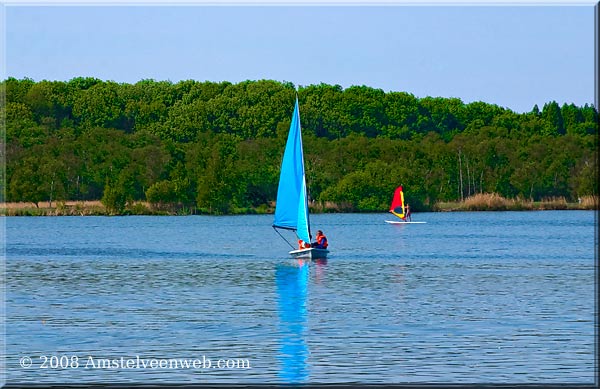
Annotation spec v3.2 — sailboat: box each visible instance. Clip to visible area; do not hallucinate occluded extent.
[273,97,329,259]
[385,185,426,224]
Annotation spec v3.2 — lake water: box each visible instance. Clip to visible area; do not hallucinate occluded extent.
[2,211,596,385]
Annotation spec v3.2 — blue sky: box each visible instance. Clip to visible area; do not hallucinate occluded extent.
[3,1,597,113]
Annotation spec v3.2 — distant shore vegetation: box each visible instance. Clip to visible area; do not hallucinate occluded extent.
[1,195,597,216]
[2,78,598,215]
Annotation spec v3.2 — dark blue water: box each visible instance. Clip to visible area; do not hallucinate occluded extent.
[3,211,596,384]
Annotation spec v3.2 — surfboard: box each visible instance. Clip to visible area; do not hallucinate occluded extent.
[385,220,426,224]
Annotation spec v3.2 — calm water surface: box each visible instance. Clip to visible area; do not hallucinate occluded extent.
[3,211,596,384]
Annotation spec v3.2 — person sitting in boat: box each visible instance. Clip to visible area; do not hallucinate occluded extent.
[298,239,311,249]
[312,230,328,249]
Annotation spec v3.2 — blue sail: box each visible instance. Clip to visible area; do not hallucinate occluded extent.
[273,98,311,244]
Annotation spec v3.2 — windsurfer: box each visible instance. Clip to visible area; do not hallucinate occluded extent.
[312,230,328,249]
[405,204,412,221]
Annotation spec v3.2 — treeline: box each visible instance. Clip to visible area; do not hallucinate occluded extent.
[2,77,598,214]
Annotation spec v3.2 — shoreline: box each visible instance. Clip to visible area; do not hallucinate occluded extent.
[1,194,597,216]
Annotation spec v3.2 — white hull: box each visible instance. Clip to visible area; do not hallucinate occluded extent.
[289,247,329,259]
[385,220,426,224]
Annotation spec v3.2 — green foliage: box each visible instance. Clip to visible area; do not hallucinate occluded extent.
[146,180,178,205]
[101,180,127,214]
[3,78,597,214]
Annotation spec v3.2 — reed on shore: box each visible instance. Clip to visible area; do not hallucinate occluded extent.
[1,201,110,216]
[0,200,272,216]
[434,193,598,212]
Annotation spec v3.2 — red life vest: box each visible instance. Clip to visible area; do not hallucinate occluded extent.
[316,234,328,248]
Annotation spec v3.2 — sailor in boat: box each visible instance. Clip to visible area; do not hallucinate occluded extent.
[311,230,329,249]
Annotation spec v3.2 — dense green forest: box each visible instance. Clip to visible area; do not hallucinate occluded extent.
[2,77,598,214]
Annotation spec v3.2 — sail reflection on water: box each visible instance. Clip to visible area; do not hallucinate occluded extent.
[275,260,310,383]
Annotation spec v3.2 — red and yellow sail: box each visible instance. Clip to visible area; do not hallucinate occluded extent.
[389,186,406,220]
